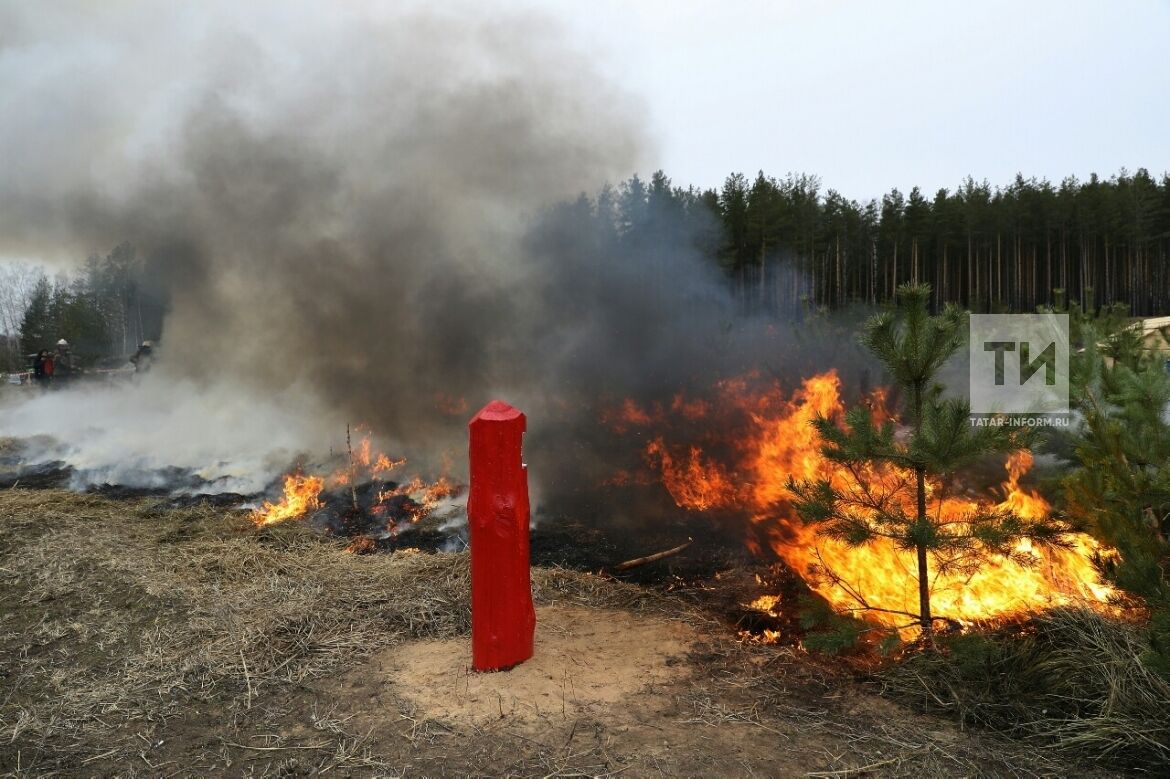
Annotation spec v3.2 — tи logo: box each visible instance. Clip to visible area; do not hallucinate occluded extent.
[969,314,1069,416]
[983,339,1057,386]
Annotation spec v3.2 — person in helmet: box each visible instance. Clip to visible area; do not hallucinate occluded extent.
[53,338,76,382]
[130,340,154,373]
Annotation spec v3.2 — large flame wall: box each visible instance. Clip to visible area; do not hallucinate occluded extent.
[615,371,1116,630]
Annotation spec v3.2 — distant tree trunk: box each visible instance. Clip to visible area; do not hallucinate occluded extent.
[974,245,980,311]
[835,234,842,307]
[892,241,898,299]
[996,234,1002,306]
[1104,237,1111,304]
[967,233,974,309]
[871,238,878,304]
[759,240,766,308]
[1046,234,1052,306]
[1060,228,1067,294]
[1015,235,1022,310]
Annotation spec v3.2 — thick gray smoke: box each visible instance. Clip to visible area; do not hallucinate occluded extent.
[1,2,640,478]
[0,2,863,497]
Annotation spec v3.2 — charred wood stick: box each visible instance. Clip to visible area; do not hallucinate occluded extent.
[614,539,692,571]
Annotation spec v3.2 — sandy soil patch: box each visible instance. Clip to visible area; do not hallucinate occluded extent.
[386,605,695,725]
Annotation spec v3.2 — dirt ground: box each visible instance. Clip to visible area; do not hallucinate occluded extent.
[0,488,1112,777]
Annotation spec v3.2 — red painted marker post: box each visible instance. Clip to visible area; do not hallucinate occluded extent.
[468,400,535,672]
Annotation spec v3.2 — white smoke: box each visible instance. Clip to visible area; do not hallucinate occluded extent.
[0,370,344,494]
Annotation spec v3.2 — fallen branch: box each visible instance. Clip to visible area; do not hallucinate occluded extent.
[81,748,120,764]
[614,539,692,571]
[806,747,926,777]
[239,646,253,710]
[224,741,332,752]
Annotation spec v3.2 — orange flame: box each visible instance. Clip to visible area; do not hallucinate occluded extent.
[671,394,710,420]
[252,474,324,526]
[644,438,738,511]
[345,536,378,554]
[434,393,470,417]
[635,371,1117,632]
[251,430,454,530]
[378,475,459,520]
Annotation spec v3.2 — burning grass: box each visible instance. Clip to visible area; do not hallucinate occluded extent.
[249,429,461,539]
[0,488,1126,776]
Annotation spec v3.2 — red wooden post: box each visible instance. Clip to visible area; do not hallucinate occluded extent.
[468,400,535,671]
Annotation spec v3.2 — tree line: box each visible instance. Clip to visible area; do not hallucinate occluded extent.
[4,167,1167,370]
[576,167,1170,317]
[4,243,165,370]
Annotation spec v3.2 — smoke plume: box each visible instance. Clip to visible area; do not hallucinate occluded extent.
[0,1,868,497]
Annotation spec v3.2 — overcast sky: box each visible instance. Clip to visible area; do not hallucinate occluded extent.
[540,0,1170,200]
[2,0,1168,273]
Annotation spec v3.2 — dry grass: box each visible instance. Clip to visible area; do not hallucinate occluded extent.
[669,635,1107,778]
[880,608,1170,772]
[0,489,680,776]
[0,488,1115,777]
[0,493,425,773]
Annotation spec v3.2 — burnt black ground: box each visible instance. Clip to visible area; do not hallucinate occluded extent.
[0,460,72,489]
[529,507,807,641]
